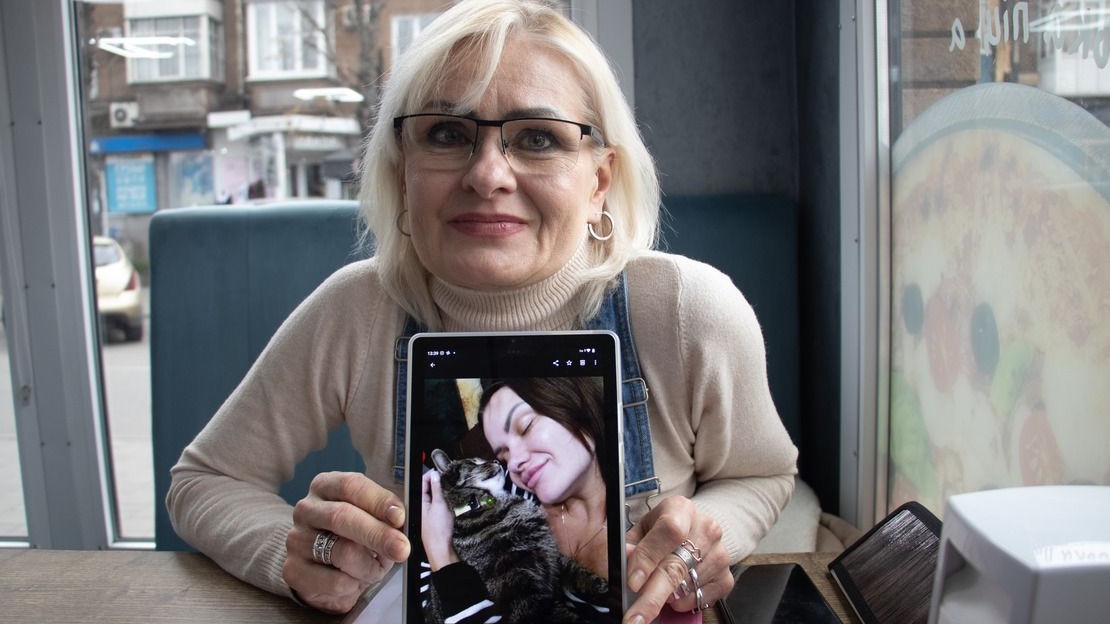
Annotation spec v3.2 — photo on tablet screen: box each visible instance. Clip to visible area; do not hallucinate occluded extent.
[404,332,625,624]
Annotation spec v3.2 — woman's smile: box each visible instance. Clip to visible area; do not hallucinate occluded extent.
[449,212,528,237]
[521,458,548,490]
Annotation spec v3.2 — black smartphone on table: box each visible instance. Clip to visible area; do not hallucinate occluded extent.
[719,562,842,624]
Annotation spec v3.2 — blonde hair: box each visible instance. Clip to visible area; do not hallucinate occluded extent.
[358,0,660,328]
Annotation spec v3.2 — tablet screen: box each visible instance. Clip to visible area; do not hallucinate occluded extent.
[827,501,942,624]
[404,331,625,623]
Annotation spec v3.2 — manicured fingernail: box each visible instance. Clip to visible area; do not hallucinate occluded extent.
[627,616,644,624]
[386,504,404,527]
[629,569,645,591]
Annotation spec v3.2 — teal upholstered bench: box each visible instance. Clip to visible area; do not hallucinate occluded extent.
[659,195,819,551]
[149,200,370,550]
[659,194,799,445]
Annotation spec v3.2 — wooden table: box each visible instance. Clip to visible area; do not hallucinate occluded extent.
[0,549,338,623]
[0,549,855,623]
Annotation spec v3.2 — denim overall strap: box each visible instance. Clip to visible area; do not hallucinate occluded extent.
[583,272,659,498]
[391,272,658,498]
[393,315,425,482]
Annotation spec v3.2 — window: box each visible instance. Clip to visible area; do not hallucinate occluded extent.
[0,0,567,549]
[127,16,223,83]
[1033,0,1110,97]
[248,0,329,80]
[881,0,1110,521]
[391,13,438,66]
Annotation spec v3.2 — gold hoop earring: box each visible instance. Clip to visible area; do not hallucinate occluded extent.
[588,210,614,241]
[396,209,411,237]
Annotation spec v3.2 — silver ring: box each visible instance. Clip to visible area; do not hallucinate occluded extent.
[680,539,704,563]
[689,567,704,612]
[672,543,700,571]
[312,531,339,566]
[673,578,691,600]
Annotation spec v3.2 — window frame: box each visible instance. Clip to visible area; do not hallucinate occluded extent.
[389,12,438,68]
[125,14,224,84]
[246,0,331,81]
[1,0,114,549]
[839,0,884,529]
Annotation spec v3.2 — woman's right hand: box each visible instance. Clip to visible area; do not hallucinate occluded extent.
[283,471,411,614]
[421,469,459,570]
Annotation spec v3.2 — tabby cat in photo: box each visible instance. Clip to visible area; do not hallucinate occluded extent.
[423,449,609,623]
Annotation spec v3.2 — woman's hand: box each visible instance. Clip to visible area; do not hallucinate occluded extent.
[283,471,411,614]
[421,469,460,570]
[623,496,734,624]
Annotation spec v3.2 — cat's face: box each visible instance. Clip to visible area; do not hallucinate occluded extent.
[435,455,506,508]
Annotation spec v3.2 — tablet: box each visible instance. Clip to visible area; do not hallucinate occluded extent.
[403,331,626,624]
[827,501,942,624]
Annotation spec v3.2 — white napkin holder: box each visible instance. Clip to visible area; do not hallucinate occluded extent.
[928,485,1110,624]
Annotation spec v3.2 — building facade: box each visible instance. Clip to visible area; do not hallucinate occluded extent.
[80,0,450,262]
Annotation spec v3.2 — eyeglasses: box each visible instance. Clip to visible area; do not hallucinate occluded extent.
[393,113,604,175]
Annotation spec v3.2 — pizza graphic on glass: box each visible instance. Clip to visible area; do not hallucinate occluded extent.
[889,83,1110,513]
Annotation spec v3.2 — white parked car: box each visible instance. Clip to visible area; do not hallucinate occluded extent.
[93,236,143,342]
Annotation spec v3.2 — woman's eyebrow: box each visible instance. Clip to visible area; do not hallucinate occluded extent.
[504,106,565,119]
[502,401,527,434]
[418,99,457,113]
[419,102,567,120]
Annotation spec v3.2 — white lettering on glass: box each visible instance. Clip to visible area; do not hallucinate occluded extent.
[950,0,1110,70]
[949,1,1029,52]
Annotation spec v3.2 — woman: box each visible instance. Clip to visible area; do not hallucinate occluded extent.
[420,377,612,622]
[166,1,798,622]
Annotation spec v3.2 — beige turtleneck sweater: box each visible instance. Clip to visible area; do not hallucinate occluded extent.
[167,247,798,599]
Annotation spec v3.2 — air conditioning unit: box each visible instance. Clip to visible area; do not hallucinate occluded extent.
[109,102,139,129]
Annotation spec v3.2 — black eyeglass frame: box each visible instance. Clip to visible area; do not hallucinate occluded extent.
[392,113,607,154]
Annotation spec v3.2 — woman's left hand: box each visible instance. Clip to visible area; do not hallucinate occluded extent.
[623,496,734,623]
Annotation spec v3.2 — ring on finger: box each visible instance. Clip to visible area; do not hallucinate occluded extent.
[673,577,691,600]
[672,543,700,571]
[312,531,339,567]
[689,567,704,612]
[688,568,712,613]
[693,586,706,613]
[680,539,704,563]
[688,567,702,589]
